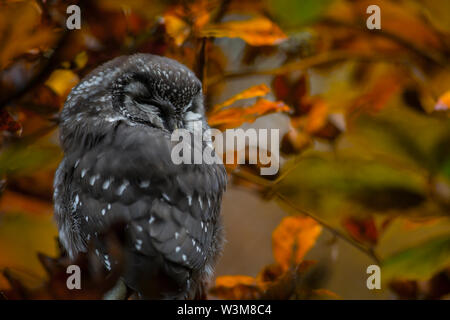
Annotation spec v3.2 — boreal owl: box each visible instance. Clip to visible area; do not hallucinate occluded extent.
[53,54,227,299]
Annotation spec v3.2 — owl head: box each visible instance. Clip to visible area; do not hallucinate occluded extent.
[110,54,204,131]
[60,54,206,148]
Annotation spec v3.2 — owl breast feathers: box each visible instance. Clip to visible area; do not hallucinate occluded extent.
[53,54,227,299]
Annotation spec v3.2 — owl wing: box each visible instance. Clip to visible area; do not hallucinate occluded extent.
[61,121,226,279]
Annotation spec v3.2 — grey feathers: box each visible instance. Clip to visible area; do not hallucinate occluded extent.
[53,54,226,299]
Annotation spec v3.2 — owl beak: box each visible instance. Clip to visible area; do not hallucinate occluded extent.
[175,118,184,130]
[169,118,183,131]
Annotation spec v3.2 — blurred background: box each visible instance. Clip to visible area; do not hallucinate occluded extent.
[0,0,449,299]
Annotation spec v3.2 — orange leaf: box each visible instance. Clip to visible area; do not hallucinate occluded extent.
[208,98,290,129]
[211,275,261,299]
[272,216,322,271]
[163,12,191,46]
[310,289,341,300]
[212,84,270,112]
[435,91,450,111]
[201,17,287,46]
[305,99,328,133]
[189,0,212,31]
[349,72,403,117]
[0,190,53,217]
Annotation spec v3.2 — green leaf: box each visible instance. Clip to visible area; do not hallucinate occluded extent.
[273,153,427,219]
[267,0,332,27]
[0,142,61,176]
[382,235,450,281]
[347,105,450,173]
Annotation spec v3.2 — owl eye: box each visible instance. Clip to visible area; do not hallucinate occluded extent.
[135,96,155,105]
[136,95,176,114]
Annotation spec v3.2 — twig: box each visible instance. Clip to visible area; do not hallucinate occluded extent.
[195,37,208,94]
[0,30,69,111]
[231,167,273,188]
[213,0,231,23]
[231,167,381,264]
[196,0,230,98]
[275,193,382,264]
[318,17,448,68]
[206,51,404,86]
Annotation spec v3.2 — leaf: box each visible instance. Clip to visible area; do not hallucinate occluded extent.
[421,0,450,33]
[211,275,261,300]
[305,99,328,134]
[273,154,427,219]
[0,210,58,290]
[268,0,332,27]
[97,0,167,21]
[0,141,61,176]
[272,216,322,271]
[346,105,450,172]
[2,223,126,299]
[342,216,378,246]
[208,98,290,129]
[349,186,425,211]
[163,12,191,46]
[0,109,22,136]
[211,261,321,300]
[389,270,450,300]
[382,235,450,281]
[0,191,53,217]
[211,84,271,112]
[201,17,287,46]
[45,70,79,98]
[281,129,311,155]
[162,0,213,46]
[0,2,57,69]
[349,72,404,114]
[434,91,450,111]
[310,288,341,300]
[260,260,318,299]
[326,0,443,52]
[74,51,89,70]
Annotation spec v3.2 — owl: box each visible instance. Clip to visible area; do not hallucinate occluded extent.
[53,54,227,299]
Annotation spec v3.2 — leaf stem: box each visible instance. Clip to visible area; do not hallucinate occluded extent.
[231,167,381,264]
[275,193,382,264]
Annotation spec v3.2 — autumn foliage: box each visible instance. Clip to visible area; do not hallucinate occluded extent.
[0,0,450,300]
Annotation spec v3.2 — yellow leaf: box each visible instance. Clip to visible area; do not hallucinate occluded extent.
[45,70,79,97]
[74,51,88,70]
[163,12,191,46]
[201,17,287,46]
[0,194,57,290]
[435,91,450,111]
[272,216,322,271]
[0,2,57,69]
